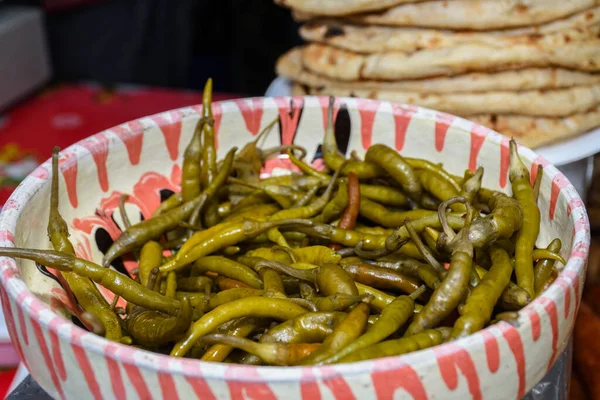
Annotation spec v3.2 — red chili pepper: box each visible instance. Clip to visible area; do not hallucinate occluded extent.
[330,172,360,251]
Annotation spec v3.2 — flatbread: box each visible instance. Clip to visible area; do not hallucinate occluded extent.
[301,41,600,81]
[274,0,421,16]
[303,83,600,117]
[290,83,600,148]
[468,108,600,148]
[293,0,600,30]
[299,9,600,54]
[277,48,600,93]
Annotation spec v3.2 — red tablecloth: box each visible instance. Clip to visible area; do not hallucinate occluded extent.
[0,84,241,398]
[0,84,241,205]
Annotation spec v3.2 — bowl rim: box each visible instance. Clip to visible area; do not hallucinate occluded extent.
[0,96,590,383]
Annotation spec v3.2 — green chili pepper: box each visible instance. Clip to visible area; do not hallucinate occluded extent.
[126,297,192,348]
[364,144,422,203]
[316,285,426,365]
[451,246,513,338]
[534,238,562,296]
[47,147,123,340]
[337,329,445,363]
[509,140,539,298]
[0,248,181,315]
[299,301,371,365]
[170,296,309,357]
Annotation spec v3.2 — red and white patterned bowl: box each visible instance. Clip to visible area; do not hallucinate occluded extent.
[0,97,589,399]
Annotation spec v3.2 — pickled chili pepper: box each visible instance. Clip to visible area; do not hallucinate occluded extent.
[355,282,395,311]
[119,194,132,229]
[0,248,181,315]
[316,285,426,365]
[337,329,445,363]
[468,191,523,248]
[531,248,565,265]
[532,164,543,202]
[259,267,286,294]
[182,116,214,202]
[473,264,531,310]
[47,147,123,340]
[224,203,281,224]
[287,149,330,181]
[293,186,320,208]
[314,183,348,224]
[200,78,216,189]
[258,174,326,192]
[291,245,342,265]
[404,157,461,193]
[451,246,513,338]
[404,220,445,275]
[202,334,320,366]
[201,317,267,363]
[312,293,369,312]
[206,288,265,310]
[217,276,252,290]
[192,256,262,289]
[300,282,369,311]
[368,257,441,291]
[228,177,299,209]
[203,200,222,228]
[233,117,279,185]
[159,218,313,273]
[534,238,562,296]
[189,147,238,229]
[322,97,383,179]
[103,148,237,267]
[405,197,474,336]
[460,167,484,205]
[509,139,539,298]
[241,311,347,365]
[341,262,421,295]
[364,144,422,203]
[419,170,463,211]
[125,297,192,348]
[138,240,163,286]
[330,172,360,251]
[384,213,465,252]
[261,312,346,344]
[299,300,371,365]
[170,296,309,357]
[152,193,183,217]
[165,271,177,298]
[358,184,409,208]
[254,260,358,296]
[176,276,213,292]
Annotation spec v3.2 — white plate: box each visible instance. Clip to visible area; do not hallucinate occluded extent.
[265,77,600,167]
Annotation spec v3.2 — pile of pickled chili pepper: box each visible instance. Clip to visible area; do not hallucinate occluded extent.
[0,80,566,366]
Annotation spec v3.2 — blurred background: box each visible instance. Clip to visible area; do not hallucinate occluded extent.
[2,0,302,96]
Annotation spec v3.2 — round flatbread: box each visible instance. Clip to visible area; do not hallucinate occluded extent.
[304,83,600,117]
[293,0,600,30]
[299,8,600,54]
[468,108,600,148]
[301,41,600,81]
[274,0,421,16]
[277,47,600,93]
[291,82,600,149]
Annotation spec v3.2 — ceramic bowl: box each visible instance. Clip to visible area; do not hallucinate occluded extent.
[0,97,589,400]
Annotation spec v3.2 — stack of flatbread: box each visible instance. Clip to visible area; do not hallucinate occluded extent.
[274,0,600,148]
